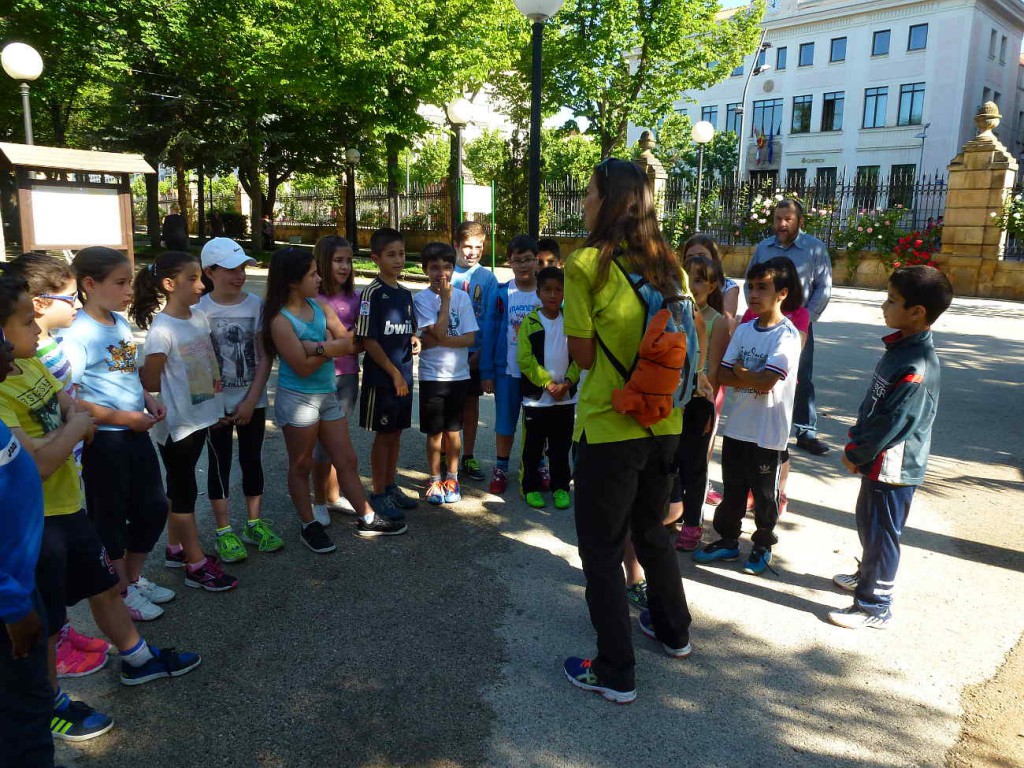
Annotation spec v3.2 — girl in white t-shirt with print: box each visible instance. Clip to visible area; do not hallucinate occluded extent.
[133,251,239,593]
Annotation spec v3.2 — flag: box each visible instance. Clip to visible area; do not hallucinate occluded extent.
[767,124,775,165]
[755,129,766,165]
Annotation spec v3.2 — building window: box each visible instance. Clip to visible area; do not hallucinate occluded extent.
[1000,35,1008,64]
[821,92,845,131]
[990,29,999,59]
[983,86,992,104]
[732,64,744,77]
[862,87,888,129]
[815,167,838,201]
[701,105,718,128]
[830,37,847,62]
[889,164,916,209]
[799,42,814,67]
[752,98,784,135]
[776,46,788,70]
[993,91,1002,107]
[856,165,881,210]
[897,83,925,126]
[726,103,741,133]
[674,108,689,118]
[872,30,891,56]
[786,168,807,192]
[908,24,928,51]
[791,95,813,134]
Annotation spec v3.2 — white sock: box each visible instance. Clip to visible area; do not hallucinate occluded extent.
[120,639,155,667]
[361,513,374,524]
[312,504,327,515]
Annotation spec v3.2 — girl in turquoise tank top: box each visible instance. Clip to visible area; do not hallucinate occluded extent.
[262,248,407,550]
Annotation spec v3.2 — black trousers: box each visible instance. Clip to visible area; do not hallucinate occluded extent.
[0,591,54,768]
[713,436,781,547]
[670,396,716,526]
[157,428,209,516]
[521,404,574,493]
[205,409,267,500]
[574,434,692,692]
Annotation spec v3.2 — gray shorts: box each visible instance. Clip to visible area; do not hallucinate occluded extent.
[274,387,343,429]
[313,374,358,461]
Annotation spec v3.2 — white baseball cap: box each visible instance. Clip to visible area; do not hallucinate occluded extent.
[201,238,257,269]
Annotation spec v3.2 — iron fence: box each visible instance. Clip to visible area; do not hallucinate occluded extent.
[1003,178,1024,261]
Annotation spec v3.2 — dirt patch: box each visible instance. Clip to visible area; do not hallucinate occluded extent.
[947,633,1024,768]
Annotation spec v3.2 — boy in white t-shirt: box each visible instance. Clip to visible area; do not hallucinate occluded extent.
[693,260,802,576]
[414,243,478,505]
[516,267,579,510]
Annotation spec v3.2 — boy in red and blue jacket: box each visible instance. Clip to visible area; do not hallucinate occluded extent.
[829,265,953,630]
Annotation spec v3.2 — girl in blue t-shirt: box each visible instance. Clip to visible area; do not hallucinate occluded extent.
[261,247,406,553]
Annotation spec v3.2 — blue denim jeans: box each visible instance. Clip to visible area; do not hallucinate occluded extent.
[0,590,54,768]
[793,321,817,439]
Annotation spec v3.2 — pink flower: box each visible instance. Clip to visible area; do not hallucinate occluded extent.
[885,220,891,225]
[867,227,874,233]
[857,226,863,232]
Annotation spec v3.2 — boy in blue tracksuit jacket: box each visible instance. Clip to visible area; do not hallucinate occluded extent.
[829,266,953,630]
[0,329,53,766]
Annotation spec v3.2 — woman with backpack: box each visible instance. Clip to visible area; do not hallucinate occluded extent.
[561,158,703,704]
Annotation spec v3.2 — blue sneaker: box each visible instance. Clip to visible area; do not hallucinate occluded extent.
[563,657,636,704]
[442,478,462,503]
[120,645,202,686]
[51,692,113,742]
[692,539,740,564]
[638,610,692,658]
[370,493,405,522]
[743,546,772,575]
[387,483,419,510]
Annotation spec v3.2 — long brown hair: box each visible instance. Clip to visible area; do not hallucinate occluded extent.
[584,158,682,296]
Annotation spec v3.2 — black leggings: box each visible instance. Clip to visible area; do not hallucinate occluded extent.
[521,404,574,493]
[157,428,209,516]
[205,408,266,500]
[670,396,716,526]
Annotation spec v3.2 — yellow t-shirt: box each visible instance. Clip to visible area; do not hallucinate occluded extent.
[0,357,82,516]
[563,246,687,444]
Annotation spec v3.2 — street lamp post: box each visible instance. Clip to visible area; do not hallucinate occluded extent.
[915,122,931,178]
[345,147,361,249]
[735,32,772,185]
[446,97,473,230]
[515,0,565,240]
[691,121,715,232]
[2,43,44,145]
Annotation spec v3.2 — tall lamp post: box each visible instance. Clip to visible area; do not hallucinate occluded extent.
[446,97,473,230]
[691,120,715,232]
[735,32,772,185]
[345,148,360,249]
[2,43,44,145]
[915,122,931,178]
[515,0,565,240]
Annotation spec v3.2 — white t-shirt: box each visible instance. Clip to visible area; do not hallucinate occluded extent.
[522,312,578,408]
[719,317,802,451]
[144,310,225,444]
[196,292,268,412]
[505,284,542,378]
[414,288,478,382]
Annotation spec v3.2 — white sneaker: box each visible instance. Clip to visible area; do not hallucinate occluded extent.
[326,496,357,516]
[312,504,331,527]
[124,583,164,621]
[135,576,176,605]
[832,572,859,593]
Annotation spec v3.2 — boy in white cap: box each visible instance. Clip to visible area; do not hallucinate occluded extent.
[195,239,283,562]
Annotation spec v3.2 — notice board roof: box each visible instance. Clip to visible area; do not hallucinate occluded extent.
[0,143,154,174]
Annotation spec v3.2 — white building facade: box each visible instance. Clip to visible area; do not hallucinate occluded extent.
[630,0,1024,189]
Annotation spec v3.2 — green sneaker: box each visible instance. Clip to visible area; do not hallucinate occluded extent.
[553,489,572,509]
[462,456,485,482]
[525,491,546,508]
[241,519,284,553]
[215,531,248,563]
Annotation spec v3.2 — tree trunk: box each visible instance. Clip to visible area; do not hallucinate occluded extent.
[241,160,263,254]
[144,154,160,249]
[386,139,400,228]
[174,151,190,238]
[49,102,66,147]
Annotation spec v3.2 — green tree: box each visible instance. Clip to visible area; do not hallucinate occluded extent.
[542,127,600,184]
[545,0,764,156]
[465,128,509,184]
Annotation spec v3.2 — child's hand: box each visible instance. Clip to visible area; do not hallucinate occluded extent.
[301,340,321,357]
[481,378,495,394]
[5,609,42,659]
[545,381,561,396]
[392,372,410,397]
[69,409,96,443]
[125,411,157,433]
[233,399,255,425]
[841,453,859,474]
[411,336,421,355]
[439,276,453,302]
[419,333,437,351]
[145,395,166,422]
[696,372,714,400]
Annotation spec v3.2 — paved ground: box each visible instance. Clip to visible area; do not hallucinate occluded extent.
[55,276,1024,767]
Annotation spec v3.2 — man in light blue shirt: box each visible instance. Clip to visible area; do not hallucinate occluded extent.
[746,198,832,456]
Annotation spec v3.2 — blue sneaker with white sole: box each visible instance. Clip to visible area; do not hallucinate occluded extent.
[120,646,202,686]
[563,657,636,704]
[743,546,772,575]
[692,539,740,564]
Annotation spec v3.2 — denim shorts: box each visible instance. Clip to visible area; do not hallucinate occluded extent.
[274,387,343,428]
[313,374,358,461]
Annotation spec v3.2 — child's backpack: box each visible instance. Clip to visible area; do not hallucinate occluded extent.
[595,256,701,417]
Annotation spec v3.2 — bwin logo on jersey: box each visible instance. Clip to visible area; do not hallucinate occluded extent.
[384,319,413,335]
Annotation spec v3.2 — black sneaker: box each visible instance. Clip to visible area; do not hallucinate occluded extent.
[300,521,336,553]
[51,692,114,742]
[796,435,831,456]
[356,515,409,538]
[461,456,486,481]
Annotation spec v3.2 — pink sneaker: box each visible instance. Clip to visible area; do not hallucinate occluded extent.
[56,640,107,678]
[705,488,723,506]
[675,525,704,552]
[65,624,112,656]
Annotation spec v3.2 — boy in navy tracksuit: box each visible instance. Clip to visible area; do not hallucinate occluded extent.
[829,265,953,630]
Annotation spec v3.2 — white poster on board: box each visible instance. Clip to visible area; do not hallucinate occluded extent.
[31,185,123,247]
[462,183,493,214]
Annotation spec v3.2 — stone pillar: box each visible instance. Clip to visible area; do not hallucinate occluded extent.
[942,102,1017,260]
[635,130,668,212]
